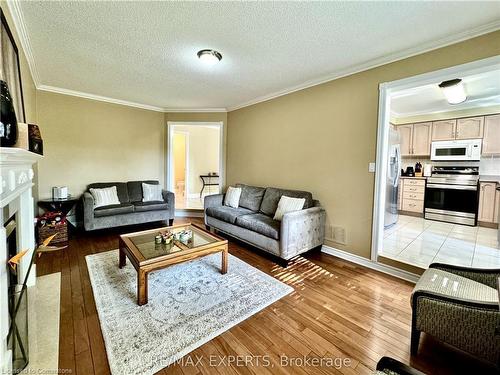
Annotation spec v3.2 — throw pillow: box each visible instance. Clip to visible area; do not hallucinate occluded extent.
[89,186,121,208]
[142,183,163,202]
[273,195,306,221]
[224,186,242,208]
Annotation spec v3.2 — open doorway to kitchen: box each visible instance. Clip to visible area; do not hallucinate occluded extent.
[373,56,500,272]
[167,122,223,210]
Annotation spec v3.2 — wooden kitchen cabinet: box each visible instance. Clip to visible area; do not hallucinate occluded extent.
[398,125,413,157]
[431,119,456,141]
[456,116,484,139]
[399,178,425,214]
[396,122,431,156]
[412,122,432,155]
[483,114,500,155]
[478,182,499,223]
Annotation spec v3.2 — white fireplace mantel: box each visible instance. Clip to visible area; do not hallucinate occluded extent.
[0,147,42,372]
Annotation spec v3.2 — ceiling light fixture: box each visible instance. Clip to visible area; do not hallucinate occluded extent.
[439,78,467,105]
[197,49,222,65]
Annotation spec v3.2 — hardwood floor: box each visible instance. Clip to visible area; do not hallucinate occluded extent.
[36,217,498,375]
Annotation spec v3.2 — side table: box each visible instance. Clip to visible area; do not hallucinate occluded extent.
[37,196,80,241]
[37,196,79,217]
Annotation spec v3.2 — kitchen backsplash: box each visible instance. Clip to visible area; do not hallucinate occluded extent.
[402,155,500,175]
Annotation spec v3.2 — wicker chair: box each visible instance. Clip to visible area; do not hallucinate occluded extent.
[375,357,424,375]
[410,263,500,366]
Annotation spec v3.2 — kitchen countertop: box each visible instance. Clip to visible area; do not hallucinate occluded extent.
[400,176,427,179]
[479,175,500,183]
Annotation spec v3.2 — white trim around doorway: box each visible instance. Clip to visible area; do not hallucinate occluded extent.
[166,121,225,201]
[371,55,500,262]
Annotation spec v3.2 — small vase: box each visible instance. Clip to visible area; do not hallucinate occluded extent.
[0,80,18,147]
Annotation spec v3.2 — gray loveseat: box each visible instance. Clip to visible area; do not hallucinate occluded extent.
[204,184,326,266]
[83,180,175,231]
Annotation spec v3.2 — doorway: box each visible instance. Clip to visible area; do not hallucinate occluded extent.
[372,55,500,271]
[167,122,224,210]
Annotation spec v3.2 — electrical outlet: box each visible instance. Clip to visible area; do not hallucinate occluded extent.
[368,162,376,172]
[332,226,347,245]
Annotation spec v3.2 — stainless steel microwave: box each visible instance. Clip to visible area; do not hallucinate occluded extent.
[430,139,482,161]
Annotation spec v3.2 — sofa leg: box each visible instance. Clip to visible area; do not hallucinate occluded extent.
[410,328,421,355]
[169,219,174,226]
[205,225,210,231]
[278,258,290,268]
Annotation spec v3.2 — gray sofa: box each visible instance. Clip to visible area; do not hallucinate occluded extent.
[83,180,175,231]
[204,184,326,265]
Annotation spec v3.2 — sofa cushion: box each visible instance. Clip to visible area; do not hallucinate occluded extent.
[127,180,159,202]
[236,213,280,240]
[259,187,313,216]
[88,182,129,203]
[236,184,266,211]
[133,201,169,212]
[206,206,254,224]
[94,203,134,217]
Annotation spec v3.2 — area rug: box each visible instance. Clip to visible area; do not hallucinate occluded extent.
[86,250,293,375]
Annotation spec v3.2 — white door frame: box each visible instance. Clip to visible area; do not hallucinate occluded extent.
[167,121,224,199]
[371,55,500,261]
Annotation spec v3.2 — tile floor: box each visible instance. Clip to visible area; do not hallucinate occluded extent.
[380,215,500,269]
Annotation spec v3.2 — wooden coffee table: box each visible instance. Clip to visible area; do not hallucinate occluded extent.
[118,223,228,305]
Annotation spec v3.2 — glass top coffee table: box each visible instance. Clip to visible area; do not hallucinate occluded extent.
[118,223,228,305]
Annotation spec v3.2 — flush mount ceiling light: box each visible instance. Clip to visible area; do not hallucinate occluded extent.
[197,49,222,65]
[439,78,467,105]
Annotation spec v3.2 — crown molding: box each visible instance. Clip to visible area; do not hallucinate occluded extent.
[6,0,41,86]
[164,107,227,113]
[38,85,166,112]
[37,85,227,113]
[227,20,500,112]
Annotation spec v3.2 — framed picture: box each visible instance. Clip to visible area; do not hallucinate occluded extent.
[1,8,26,122]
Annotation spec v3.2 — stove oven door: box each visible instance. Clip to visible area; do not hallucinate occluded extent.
[424,183,478,225]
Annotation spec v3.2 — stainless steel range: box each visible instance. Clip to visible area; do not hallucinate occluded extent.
[424,166,479,226]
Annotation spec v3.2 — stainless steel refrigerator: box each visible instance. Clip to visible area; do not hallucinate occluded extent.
[384,128,401,229]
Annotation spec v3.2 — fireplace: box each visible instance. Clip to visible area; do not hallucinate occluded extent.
[1,148,42,373]
[5,214,30,372]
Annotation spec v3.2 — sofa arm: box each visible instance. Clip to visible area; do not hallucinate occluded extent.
[280,206,326,260]
[204,194,224,210]
[429,263,500,289]
[83,192,95,228]
[204,194,224,226]
[162,189,175,218]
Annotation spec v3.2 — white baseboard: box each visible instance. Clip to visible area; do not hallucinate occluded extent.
[321,245,419,284]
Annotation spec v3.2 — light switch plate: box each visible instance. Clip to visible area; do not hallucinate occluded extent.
[368,162,376,172]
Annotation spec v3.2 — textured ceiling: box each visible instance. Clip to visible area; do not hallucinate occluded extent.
[391,70,500,117]
[16,1,500,110]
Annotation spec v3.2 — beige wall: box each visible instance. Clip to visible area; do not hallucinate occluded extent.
[35,92,227,200]
[227,30,500,259]
[36,91,166,198]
